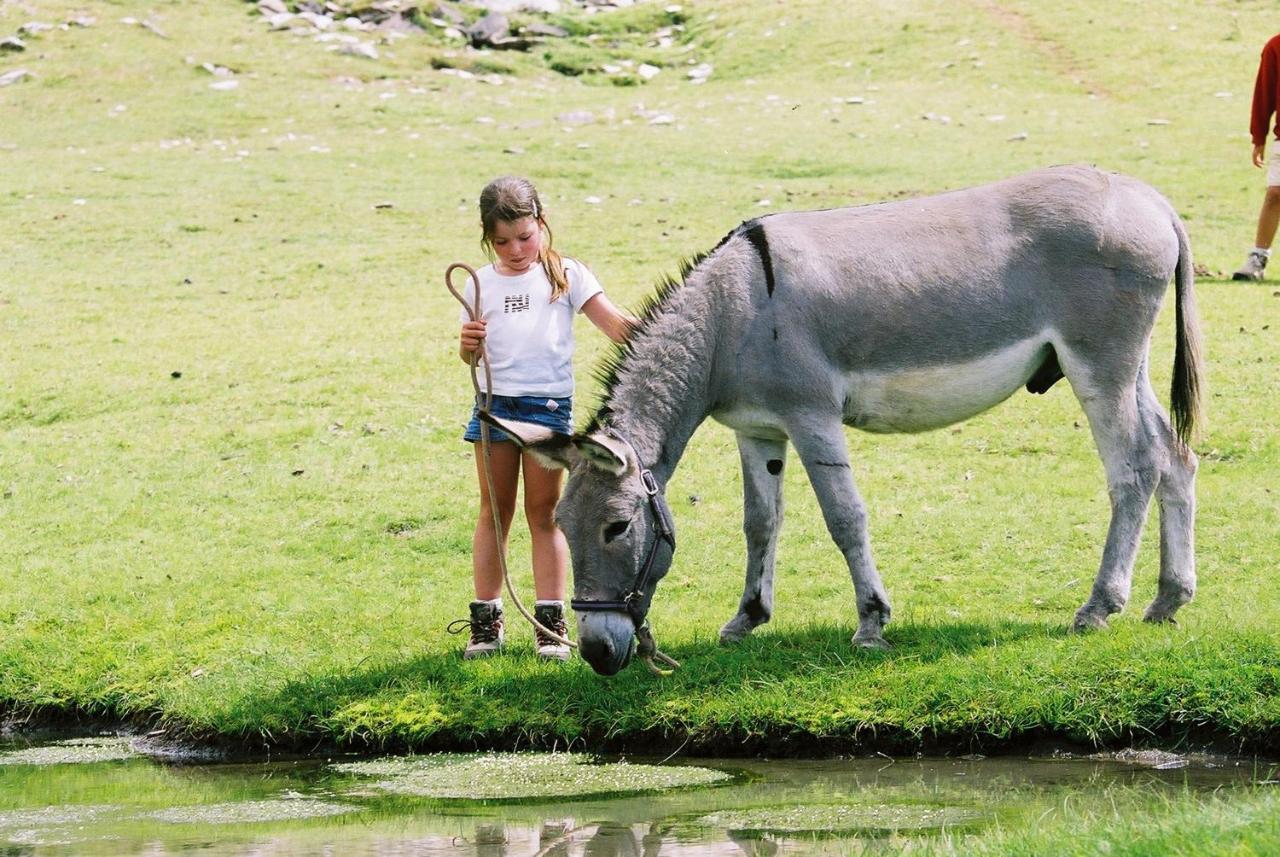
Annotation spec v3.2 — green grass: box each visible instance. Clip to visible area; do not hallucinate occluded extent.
[2,0,1279,781]
[932,787,1280,857]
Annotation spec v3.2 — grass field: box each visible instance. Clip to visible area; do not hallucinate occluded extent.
[2,0,1279,774]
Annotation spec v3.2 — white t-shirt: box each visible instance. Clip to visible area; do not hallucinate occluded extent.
[458,258,604,397]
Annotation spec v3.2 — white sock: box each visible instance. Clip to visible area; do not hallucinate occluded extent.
[477,597,502,610]
[535,599,564,608]
[1253,247,1272,257]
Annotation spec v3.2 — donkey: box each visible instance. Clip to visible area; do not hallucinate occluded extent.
[488,165,1205,676]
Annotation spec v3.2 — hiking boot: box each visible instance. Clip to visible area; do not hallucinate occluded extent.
[1232,249,1269,281]
[533,602,572,662]
[448,601,504,659]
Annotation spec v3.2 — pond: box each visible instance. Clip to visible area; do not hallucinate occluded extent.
[0,731,1273,855]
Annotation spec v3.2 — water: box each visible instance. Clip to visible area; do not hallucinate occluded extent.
[0,732,1272,855]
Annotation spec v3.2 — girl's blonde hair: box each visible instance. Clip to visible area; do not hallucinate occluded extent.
[479,176,569,302]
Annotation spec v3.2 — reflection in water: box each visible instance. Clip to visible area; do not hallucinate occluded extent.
[0,735,1271,856]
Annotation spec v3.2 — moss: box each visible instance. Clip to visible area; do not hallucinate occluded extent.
[0,738,138,766]
[333,752,731,800]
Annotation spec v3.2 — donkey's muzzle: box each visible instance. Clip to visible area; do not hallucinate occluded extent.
[575,611,636,675]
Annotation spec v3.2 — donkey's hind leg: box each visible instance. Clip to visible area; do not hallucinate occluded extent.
[1139,380,1198,623]
[1071,374,1161,631]
[721,433,787,644]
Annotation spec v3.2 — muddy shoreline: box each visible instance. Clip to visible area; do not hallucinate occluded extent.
[5,704,1277,764]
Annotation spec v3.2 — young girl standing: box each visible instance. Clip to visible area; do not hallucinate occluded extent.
[452,176,633,660]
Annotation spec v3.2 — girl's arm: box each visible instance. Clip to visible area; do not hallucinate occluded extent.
[582,293,637,345]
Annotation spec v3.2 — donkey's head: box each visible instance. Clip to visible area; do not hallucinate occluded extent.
[479,413,675,676]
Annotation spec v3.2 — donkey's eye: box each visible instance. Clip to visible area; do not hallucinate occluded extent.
[603,520,630,543]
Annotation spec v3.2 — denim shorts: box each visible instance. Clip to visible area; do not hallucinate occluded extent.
[463,394,573,443]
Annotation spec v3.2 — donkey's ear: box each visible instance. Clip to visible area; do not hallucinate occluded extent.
[526,434,577,470]
[476,411,554,447]
[573,431,630,476]
[476,411,577,469]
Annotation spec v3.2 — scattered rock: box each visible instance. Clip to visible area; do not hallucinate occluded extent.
[1147,118,1170,125]
[258,0,289,14]
[1007,131,1028,141]
[121,17,170,39]
[522,21,568,37]
[472,0,562,11]
[648,113,675,125]
[429,3,467,26]
[0,36,27,52]
[687,62,712,81]
[297,10,334,29]
[557,109,594,125]
[17,22,54,36]
[64,16,95,28]
[339,40,379,58]
[468,11,507,45]
[209,79,241,90]
[637,62,661,80]
[197,62,237,77]
[0,69,32,87]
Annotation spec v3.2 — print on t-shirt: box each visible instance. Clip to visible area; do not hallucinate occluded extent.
[504,293,531,314]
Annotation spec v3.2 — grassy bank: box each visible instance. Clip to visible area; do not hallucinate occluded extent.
[2,0,1279,759]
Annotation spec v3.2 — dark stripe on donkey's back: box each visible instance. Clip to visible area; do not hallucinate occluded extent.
[741,219,777,297]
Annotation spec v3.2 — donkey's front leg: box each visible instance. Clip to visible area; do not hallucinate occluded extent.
[720,433,788,644]
[790,421,891,649]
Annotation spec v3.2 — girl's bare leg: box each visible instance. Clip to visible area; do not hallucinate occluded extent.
[472,441,522,601]
[522,451,568,601]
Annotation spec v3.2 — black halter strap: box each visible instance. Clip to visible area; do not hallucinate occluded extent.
[570,430,676,628]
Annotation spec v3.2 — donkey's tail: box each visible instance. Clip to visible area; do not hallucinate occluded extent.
[1169,212,1205,448]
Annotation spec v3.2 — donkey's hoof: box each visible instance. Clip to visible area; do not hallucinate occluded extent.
[1070,611,1109,633]
[852,634,891,651]
[1141,609,1178,626]
[718,618,752,646]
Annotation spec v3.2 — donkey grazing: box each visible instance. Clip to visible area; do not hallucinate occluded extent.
[490,165,1204,676]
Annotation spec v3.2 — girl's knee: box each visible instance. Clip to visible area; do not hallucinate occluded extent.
[523,499,559,532]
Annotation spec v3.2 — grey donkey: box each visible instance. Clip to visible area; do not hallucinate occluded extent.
[488,165,1205,676]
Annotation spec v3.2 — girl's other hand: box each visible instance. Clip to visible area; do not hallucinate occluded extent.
[460,319,487,354]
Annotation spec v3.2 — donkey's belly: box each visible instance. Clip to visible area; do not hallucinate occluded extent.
[843,336,1050,433]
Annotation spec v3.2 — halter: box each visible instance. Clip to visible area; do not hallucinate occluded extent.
[569,429,676,628]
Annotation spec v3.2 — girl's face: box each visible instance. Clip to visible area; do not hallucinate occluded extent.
[489,216,543,275]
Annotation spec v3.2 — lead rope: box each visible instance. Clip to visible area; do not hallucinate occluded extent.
[445,262,576,651]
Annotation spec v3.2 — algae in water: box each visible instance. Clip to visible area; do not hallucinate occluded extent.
[334,752,731,800]
[146,799,360,825]
[699,803,985,834]
[0,737,138,766]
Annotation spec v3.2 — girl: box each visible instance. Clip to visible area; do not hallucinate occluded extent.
[452,176,633,660]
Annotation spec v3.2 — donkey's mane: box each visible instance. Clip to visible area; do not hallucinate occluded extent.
[583,212,771,434]
[583,250,711,433]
